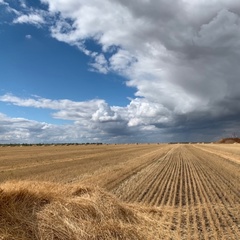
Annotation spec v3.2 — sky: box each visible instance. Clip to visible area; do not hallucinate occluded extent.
[0,0,240,144]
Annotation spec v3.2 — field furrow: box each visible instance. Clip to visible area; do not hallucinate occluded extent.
[189,148,240,235]
[188,153,224,239]
[0,143,239,239]
[110,144,240,239]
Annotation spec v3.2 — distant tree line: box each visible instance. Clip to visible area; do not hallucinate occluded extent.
[0,143,103,147]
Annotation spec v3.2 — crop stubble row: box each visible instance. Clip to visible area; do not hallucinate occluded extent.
[0,144,161,183]
[0,144,239,239]
[110,145,240,240]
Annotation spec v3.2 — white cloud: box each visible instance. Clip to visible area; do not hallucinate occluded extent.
[0,94,104,118]
[0,0,20,15]
[39,0,240,141]
[0,94,171,127]
[0,94,169,142]
[25,34,32,39]
[20,0,27,8]
[126,98,171,127]
[0,94,123,126]
[1,92,239,143]
[0,112,98,143]
[89,54,109,74]
[0,0,6,5]
[2,0,240,142]
[91,102,120,122]
[109,49,137,74]
[0,113,49,143]
[13,13,45,25]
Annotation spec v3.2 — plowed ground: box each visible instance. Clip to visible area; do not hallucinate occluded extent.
[0,144,239,239]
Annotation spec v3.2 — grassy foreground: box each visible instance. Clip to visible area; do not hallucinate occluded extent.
[0,181,171,240]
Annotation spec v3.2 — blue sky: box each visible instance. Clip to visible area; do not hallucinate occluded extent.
[0,0,240,143]
[0,11,134,105]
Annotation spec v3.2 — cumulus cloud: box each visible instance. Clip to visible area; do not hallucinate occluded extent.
[2,0,240,142]
[40,0,240,138]
[0,95,143,143]
[0,94,131,141]
[0,112,103,143]
[1,93,239,143]
[89,54,109,74]
[0,113,51,143]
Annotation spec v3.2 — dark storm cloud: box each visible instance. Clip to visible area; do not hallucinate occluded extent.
[1,0,240,143]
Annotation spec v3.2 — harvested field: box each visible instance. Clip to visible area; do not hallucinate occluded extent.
[0,144,239,239]
[0,181,167,240]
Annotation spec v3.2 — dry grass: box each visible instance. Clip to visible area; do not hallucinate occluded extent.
[0,144,164,183]
[1,144,239,239]
[0,180,169,240]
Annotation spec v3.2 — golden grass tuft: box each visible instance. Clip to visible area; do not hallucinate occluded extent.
[0,181,167,240]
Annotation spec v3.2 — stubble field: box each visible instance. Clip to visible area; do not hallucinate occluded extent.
[0,143,239,239]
